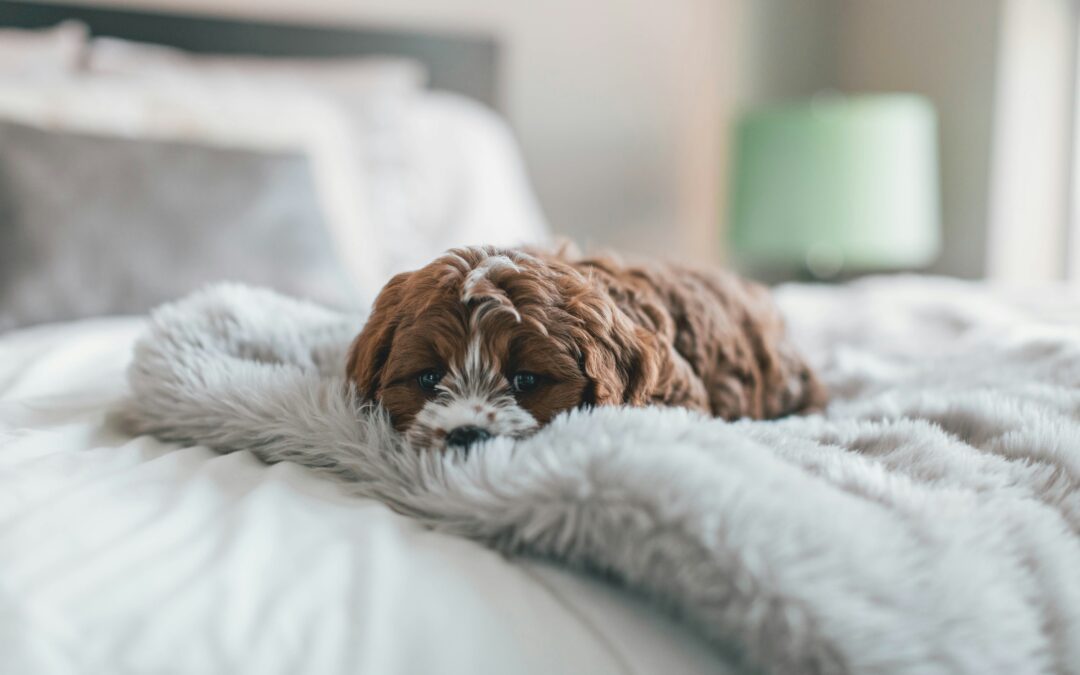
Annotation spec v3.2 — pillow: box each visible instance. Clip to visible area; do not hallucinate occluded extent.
[83,40,433,298]
[0,74,383,307]
[0,21,87,77]
[87,36,426,96]
[373,91,550,276]
[0,119,358,330]
[82,41,551,291]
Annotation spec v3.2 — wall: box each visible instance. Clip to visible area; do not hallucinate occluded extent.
[836,0,1003,279]
[51,0,734,267]
[735,0,841,106]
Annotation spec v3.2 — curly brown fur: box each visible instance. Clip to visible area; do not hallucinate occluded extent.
[347,245,825,451]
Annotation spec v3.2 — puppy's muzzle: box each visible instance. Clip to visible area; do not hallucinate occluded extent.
[445,425,492,449]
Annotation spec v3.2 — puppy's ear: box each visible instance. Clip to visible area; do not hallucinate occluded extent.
[572,295,659,407]
[346,272,411,401]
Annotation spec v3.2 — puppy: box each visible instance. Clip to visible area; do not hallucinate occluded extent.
[346,245,825,451]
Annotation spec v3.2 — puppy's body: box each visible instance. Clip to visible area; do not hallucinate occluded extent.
[563,252,825,420]
[347,246,824,451]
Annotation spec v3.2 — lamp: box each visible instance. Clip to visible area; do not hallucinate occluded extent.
[728,94,941,278]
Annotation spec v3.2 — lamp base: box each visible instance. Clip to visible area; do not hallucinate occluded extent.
[735,261,935,285]
[795,263,935,284]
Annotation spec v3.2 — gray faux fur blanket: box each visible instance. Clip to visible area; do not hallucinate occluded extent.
[122,280,1080,675]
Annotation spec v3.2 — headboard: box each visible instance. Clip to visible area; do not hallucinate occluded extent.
[0,0,501,109]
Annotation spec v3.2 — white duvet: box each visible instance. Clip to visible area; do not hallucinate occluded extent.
[0,318,725,674]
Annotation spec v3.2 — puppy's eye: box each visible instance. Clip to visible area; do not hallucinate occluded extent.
[417,370,443,392]
[511,372,539,394]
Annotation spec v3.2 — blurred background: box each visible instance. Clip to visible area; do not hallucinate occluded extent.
[1,0,1077,330]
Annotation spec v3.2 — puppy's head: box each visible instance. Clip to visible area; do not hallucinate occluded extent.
[346,246,656,451]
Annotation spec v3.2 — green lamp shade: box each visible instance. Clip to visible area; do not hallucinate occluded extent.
[729,95,941,274]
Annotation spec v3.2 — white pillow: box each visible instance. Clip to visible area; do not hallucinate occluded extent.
[87,36,426,96]
[0,21,87,76]
[84,39,550,287]
[368,91,551,277]
[82,38,440,300]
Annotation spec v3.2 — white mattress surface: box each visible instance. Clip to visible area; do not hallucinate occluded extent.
[0,318,728,674]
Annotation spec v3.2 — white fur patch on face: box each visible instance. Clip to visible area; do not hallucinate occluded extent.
[406,329,537,451]
[407,393,537,449]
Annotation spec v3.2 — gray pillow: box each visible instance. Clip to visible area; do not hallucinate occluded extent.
[0,120,357,330]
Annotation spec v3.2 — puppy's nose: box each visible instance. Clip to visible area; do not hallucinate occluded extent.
[445,425,492,449]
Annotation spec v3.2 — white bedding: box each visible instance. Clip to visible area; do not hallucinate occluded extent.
[0,319,727,674]
[8,276,1080,675]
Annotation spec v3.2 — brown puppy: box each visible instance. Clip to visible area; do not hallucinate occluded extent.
[347,245,825,451]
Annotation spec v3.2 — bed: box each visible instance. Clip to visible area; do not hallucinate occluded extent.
[6,276,1080,675]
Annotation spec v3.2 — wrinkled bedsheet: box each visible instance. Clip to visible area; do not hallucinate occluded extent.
[0,318,725,675]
